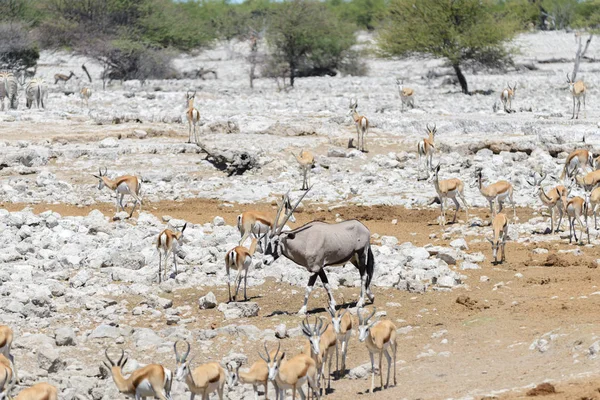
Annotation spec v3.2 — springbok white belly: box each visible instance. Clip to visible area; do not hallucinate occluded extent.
[135,379,155,397]
[116,182,131,194]
[495,191,509,201]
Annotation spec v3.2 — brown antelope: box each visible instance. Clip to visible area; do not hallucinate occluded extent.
[0,326,16,385]
[566,196,589,244]
[301,317,337,394]
[225,238,258,302]
[428,164,469,227]
[396,79,414,111]
[527,173,570,234]
[13,383,58,400]
[80,87,92,106]
[54,71,76,85]
[93,167,143,217]
[103,349,173,400]
[567,73,586,119]
[186,91,201,144]
[0,354,14,400]
[231,351,279,400]
[586,187,600,229]
[327,302,353,377]
[487,213,508,264]
[357,308,397,394]
[417,123,436,171]
[157,223,187,283]
[237,195,296,246]
[473,169,516,220]
[576,170,600,193]
[560,149,593,181]
[348,98,369,152]
[500,82,517,113]
[260,342,319,400]
[292,150,314,191]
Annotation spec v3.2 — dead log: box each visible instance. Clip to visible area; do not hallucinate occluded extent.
[196,67,218,80]
[82,64,92,83]
[196,142,259,176]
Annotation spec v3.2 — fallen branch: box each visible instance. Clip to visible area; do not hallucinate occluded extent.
[196,142,259,176]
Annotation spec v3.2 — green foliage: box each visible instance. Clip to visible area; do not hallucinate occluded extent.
[325,0,387,31]
[572,0,600,29]
[542,0,577,29]
[495,0,541,29]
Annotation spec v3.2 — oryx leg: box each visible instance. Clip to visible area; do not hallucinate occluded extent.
[318,269,336,313]
[299,273,319,315]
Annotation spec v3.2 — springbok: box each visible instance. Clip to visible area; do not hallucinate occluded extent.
[327,302,352,377]
[186,91,201,144]
[428,164,469,227]
[0,354,14,400]
[472,169,516,220]
[0,326,16,386]
[357,308,397,393]
[487,213,508,264]
[417,123,436,171]
[575,170,600,193]
[260,342,319,400]
[560,149,593,181]
[103,349,173,400]
[230,352,279,400]
[567,73,586,119]
[157,223,187,283]
[0,71,18,110]
[348,98,369,152]
[13,383,58,400]
[586,186,600,229]
[54,71,76,85]
[301,316,337,394]
[500,82,517,113]
[396,79,414,111]
[93,167,143,217]
[261,189,375,315]
[80,87,92,106]
[25,79,47,109]
[292,150,314,191]
[237,195,296,246]
[225,238,258,302]
[527,172,570,234]
[566,196,589,244]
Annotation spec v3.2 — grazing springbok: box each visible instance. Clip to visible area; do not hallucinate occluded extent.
[500,82,517,113]
[488,213,508,264]
[225,238,258,302]
[560,149,593,181]
[567,73,586,119]
[237,195,296,246]
[0,71,18,110]
[13,383,58,400]
[157,223,187,283]
[327,302,353,377]
[93,167,143,217]
[566,196,589,244]
[54,71,76,85]
[186,91,201,144]
[417,123,437,171]
[25,79,47,109]
[428,164,469,227]
[174,340,232,400]
[396,79,414,111]
[261,342,319,400]
[301,317,337,394]
[473,169,516,220]
[261,189,375,315]
[103,349,173,400]
[0,326,16,385]
[586,186,600,229]
[357,307,397,394]
[348,98,369,152]
[80,87,92,106]
[292,150,314,191]
[0,354,14,400]
[527,173,570,234]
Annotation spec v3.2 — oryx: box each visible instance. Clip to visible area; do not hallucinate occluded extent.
[262,189,375,315]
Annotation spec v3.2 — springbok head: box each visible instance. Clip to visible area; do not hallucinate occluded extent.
[427,163,441,184]
[357,307,379,342]
[92,167,108,190]
[226,363,240,387]
[174,340,193,382]
[566,73,575,89]
[348,98,358,114]
[487,235,505,263]
[258,341,284,382]
[426,123,437,137]
[525,172,547,197]
[327,300,349,334]
[186,91,197,106]
[507,82,517,96]
[301,316,329,356]
[173,223,187,245]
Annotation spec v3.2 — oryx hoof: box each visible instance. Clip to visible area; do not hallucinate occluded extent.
[298,306,308,315]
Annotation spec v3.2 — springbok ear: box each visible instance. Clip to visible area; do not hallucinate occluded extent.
[181,223,187,233]
[92,175,99,179]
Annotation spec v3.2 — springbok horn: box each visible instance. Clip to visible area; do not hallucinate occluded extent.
[102,166,107,176]
[117,349,125,366]
[105,349,115,366]
[276,187,311,234]
[181,223,187,233]
[365,307,376,323]
[181,340,191,362]
[174,340,181,362]
[357,307,363,325]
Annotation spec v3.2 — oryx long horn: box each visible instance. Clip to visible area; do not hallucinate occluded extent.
[276,187,311,234]
[271,197,286,237]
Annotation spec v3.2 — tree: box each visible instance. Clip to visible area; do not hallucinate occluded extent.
[266,0,356,87]
[379,0,519,94]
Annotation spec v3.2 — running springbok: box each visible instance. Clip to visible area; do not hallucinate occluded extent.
[301,316,337,394]
[237,195,296,246]
[13,383,58,400]
[567,73,586,119]
[261,189,375,315]
[487,213,508,264]
[348,98,369,152]
[500,82,517,113]
[225,238,258,302]
[54,71,76,85]
[93,167,143,217]
[566,196,589,244]
[157,223,187,283]
[261,342,320,400]
[473,169,516,220]
[396,79,414,111]
[292,150,314,191]
[560,149,593,181]
[80,87,92,107]
[103,349,173,400]
[327,302,352,377]
[418,123,437,171]
[358,307,397,394]
[527,172,570,234]
[186,91,201,144]
[428,164,469,227]
[0,326,16,385]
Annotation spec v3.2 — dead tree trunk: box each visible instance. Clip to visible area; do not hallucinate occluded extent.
[196,142,259,176]
[572,33,593,81]
[82,64,92,83]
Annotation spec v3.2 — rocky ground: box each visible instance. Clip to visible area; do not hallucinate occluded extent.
[1,31,600,399]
